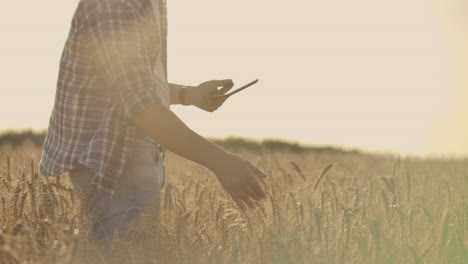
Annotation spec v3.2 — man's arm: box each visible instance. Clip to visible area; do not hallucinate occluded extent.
[130,102,267,209]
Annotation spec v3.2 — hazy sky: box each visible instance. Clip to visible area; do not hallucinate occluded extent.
[0,0,466,156]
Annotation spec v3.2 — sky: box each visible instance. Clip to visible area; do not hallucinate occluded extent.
[0,0,466,157]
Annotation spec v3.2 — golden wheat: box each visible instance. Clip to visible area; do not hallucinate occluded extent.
[0,143,466,263]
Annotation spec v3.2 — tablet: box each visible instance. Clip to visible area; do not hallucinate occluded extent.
[211,79,259,99]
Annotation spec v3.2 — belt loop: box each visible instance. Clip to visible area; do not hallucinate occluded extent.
[155,145,164,164]
[153,145,159,163]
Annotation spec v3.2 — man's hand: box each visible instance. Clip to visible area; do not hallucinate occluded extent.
[210,152,268,210]
[186,79,234,112]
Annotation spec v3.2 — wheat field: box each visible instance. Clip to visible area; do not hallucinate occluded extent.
[0,141,467,264]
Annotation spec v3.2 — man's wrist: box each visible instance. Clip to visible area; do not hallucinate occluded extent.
[205,148,232,173]
[178,86,191,105]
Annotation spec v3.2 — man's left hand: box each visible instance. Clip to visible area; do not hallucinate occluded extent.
[186,79,234,112]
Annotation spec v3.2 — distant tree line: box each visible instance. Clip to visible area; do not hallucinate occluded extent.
[0,130,355,154]
[0,130,47,148]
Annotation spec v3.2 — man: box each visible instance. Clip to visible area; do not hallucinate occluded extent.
[39,0,267,244]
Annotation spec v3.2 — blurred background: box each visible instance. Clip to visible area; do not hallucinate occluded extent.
[0,0,466,156]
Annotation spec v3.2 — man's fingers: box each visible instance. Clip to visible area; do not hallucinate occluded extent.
[213,97,227,108]
[230,193,246,210]
[230,188,256,209]
[239,192,256,209]
[243,184,262,201]
[217,79,234,94]
[206,96,227,112]
[248,176,266,200]
[249,163,268,179]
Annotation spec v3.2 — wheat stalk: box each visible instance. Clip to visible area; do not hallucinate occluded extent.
[289,161,306,181]
[313,163,334,192]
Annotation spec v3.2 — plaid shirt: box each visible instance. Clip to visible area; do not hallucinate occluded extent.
[39,0,169,196]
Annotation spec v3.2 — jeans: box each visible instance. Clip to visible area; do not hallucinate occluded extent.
[68,135,166,244]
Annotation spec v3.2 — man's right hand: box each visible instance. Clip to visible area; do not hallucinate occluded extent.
[210,152,268,210]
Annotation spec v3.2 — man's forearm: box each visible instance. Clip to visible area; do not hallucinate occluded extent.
[129,102,227,171]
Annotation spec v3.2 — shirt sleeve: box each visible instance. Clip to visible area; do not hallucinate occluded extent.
[82,1,163,119]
